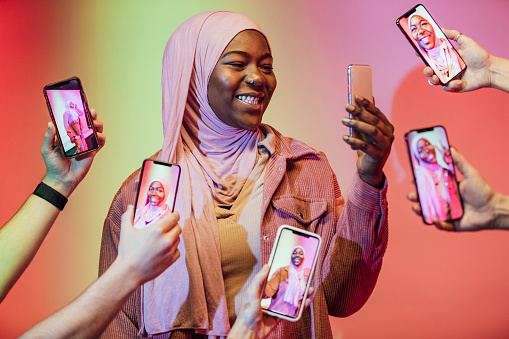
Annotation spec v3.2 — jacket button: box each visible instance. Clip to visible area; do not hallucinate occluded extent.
[263,235,269,240]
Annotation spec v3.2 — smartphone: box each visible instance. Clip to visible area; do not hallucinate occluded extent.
[347,64,373,139]
[396,4,467,85]
[133,159,181,229]
[405,125,463,225]
[43,76,99,158]
[261,225,322,322]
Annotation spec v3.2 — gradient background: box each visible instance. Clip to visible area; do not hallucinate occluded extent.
[1,0,509,337]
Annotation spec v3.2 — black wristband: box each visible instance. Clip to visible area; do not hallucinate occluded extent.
[33,182,68,211]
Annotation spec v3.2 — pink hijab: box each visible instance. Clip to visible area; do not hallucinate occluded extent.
[139,11,268,336]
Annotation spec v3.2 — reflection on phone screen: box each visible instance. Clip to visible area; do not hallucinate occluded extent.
[45,86,98,157]
[133,160,180,229]
[261,227,320,318]
[406,127,463,224]
[397,4,466,84]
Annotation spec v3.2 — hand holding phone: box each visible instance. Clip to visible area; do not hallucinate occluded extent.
[405,125,463,225]
[396,4,467,85]
[133,159,181,229]
[261,225,321,322]
[43,77,100,158]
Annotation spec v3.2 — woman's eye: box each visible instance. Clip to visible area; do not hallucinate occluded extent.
[229,62,245,68]
[261,65,273,72]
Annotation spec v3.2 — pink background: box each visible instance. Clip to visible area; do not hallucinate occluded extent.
[1,0,509,337]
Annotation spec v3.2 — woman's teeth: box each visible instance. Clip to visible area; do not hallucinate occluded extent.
[237,95,260,105]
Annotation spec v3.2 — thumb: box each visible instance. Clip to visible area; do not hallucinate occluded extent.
[252,264,271,292]
[154,211,180,233]
[450,147,473,178]
[42,122,57,153]
[441,27,459,40]
[121,205,135,233]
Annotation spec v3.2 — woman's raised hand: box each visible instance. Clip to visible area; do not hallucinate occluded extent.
[343,96,394,188]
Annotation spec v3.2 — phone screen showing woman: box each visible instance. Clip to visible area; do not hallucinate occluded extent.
[396,4,466,85]
[405,126,463,225]
[261,225,321,321]
[133,159,181,229]
[44,77,100,158]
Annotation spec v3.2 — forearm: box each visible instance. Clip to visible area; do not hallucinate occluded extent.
[491,193,509,230]
[338,174,388,258]
[20,259,140,339]
[323,175,388,316]
[0,191,62,302]
[490,55,509,94]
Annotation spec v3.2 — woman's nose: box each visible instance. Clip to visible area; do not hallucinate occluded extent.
[245,69,265,86]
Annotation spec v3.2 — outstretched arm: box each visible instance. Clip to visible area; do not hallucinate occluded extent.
[19,206,181,339]
[0,111,104,303]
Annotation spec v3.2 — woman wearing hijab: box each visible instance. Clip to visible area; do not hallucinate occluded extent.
[409,13,464,83]
[100,11,393,338]
[411,137,462,224]
[63,100,88,153]
[133,179,171,229]
[263,246,310,317]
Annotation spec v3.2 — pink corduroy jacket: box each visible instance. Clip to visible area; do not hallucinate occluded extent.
[99,126,388,339]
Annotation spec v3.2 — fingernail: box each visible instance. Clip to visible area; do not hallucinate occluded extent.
[342,135,349,142]
[341,118,351,126]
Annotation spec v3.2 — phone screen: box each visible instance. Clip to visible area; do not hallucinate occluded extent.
[396,4,466,85]
[261,225,321,321]
[405,126,463,225]
[43,77,99,157]
[133,159,181,229]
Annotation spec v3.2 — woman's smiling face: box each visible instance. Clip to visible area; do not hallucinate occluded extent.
[410,15,436,50]
[291,247,304,267]
[207,30,277,130]
[417,138,437,164]
[148,181,166,207]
